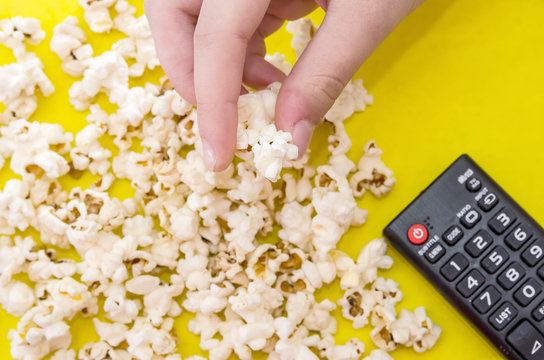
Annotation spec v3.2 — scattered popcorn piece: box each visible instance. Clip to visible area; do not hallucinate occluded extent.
[69,50,129,110]
[0,53,54,123]
[0,17,45,58]
[79,0,117,33]
[351,140,396,197]
[363,349,394,360]
[50,16,94,76]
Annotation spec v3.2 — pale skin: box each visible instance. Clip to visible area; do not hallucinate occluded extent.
[144,0,425,171]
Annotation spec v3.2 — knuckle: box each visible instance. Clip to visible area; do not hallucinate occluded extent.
[307,73,346,104]
[194,28,249,47]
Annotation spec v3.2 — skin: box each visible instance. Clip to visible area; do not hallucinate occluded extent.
[144,0,425,171]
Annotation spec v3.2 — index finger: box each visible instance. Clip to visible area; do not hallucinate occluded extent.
[194,0,271,171]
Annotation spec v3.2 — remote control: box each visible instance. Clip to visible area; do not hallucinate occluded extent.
[383,154,544,360]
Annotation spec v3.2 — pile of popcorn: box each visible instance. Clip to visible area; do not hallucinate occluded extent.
[0,2,441,360]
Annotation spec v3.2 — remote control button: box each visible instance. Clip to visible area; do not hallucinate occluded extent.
[506,320,544,360]
[407,224,428,245]
[538,265,544,281]
[473,285,502,314]
[465,177,482,192]
[505,223,533,250]
[456,269,485,298]
[440,253,469,281]
[489,208,517,235]
[498,262,526,290]
[425,243,446,264]
[489,302,518,330]
[522,239,544,267]
[460,209,481,229]
[442,225,464,246]
[477,192,499,212]
[532,300,544,322]
[481,245,509,274]
[514,278,542,306]
[464,229,493,258]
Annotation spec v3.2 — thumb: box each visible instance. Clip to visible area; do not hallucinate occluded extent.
[276,0,425,156]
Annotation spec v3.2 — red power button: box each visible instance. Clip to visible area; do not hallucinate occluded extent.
[408,224,428,245]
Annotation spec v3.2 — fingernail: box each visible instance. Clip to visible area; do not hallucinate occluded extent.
[292,119,315,159]
[202,139,217,170]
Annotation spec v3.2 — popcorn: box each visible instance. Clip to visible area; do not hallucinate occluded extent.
[326,79,373,124]
[50,17,93,76]
[388,307,442,352]
[251,124,298,182]
[340,238,393,290]
[351,140,396,197]
[363,349,394,360]
[0,13,441,360]
[79,0,117,33]
[0,53,54,123]
[0,281,35,316]
[277,201,313,250]
[285,18,317,58]
[112,3,159,77]
[0,17,45,58]
[69,50,129,110]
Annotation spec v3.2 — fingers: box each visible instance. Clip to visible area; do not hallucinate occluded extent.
[267,0,318,20]
[194,0,271,171]
[144,0,200,105]
[276,0,425,157]
[243,15,286,89]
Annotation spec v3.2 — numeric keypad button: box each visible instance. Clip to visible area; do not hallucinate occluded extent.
[505,223,532,250]
[464,230,493,258]
[456,269,485,298]
[481,246,509,274]
[498,262,526,290]
[489,302,518,330]
[488,208,517,234]
[477,192,498,212]
[442,225,464,246]
[514,278,541,306]
[521,239,544,267]
[440,253,469,281]
[460,209,481,229]
[473,285,501,314]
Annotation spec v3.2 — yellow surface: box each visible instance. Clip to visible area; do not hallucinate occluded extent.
[1,0,544,359]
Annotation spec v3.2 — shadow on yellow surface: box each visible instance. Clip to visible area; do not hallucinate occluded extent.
[2,0,544,359]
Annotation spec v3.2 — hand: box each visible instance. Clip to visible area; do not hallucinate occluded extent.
[145,0,424,171]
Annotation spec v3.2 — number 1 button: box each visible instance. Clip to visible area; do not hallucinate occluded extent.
[440,253,469,281]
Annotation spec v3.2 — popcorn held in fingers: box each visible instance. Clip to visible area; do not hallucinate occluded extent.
[0,10,442,360]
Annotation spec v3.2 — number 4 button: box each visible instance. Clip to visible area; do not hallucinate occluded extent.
[473,285,502,314]
[456,269,485,298]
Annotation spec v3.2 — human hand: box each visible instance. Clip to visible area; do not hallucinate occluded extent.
[145,0,424,171]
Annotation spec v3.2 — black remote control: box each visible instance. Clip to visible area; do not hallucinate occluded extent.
[384,154,544,360]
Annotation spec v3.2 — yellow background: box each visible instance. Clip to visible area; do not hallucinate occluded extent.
[1,0,544,359]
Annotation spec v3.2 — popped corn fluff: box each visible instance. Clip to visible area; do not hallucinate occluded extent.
[0,17,53,124]
[0,8,441,360]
